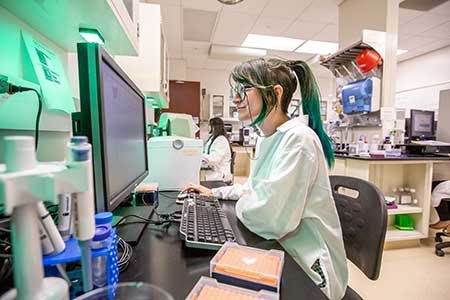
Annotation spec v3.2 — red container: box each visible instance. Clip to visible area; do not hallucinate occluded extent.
[355,49,382,73]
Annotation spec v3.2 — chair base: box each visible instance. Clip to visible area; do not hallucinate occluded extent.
[342,286,363,300]
[434,231,449,257]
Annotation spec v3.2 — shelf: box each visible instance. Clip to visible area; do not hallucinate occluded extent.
[335,124,382,130]
[1,0,138,55]
[385,227,426,242]
[320,40,374,70]
[387,205,423,216]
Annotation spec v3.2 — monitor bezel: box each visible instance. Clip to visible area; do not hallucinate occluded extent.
[410,109,435,140]
[76,43,148,212]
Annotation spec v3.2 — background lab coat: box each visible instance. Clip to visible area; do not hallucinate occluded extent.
[212,118,348,300]
[203,135,232,182]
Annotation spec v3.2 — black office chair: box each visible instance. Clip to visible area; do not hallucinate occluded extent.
[329,175,388,300]
[229,150,236,184]
[434,198,450,257]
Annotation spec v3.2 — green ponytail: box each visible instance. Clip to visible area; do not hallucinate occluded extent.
[288,61,335,168]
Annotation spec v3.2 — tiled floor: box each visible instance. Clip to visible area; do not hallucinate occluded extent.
[348,239,450,300]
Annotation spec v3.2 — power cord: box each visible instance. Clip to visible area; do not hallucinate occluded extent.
[0,78,42,150]
[113,213,177,228]
[117,237,133,272]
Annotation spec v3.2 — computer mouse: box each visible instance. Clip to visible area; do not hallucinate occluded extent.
[177,192,189,200]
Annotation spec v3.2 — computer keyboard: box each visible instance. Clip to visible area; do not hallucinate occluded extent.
[179,194,236,250]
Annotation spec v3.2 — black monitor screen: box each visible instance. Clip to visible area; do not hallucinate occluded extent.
[74,43,148,212]
[100,60,147,202]
[410,109,435,139]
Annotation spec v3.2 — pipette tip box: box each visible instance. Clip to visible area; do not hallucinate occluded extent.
[210,242,284,293]
[186,276,278,300]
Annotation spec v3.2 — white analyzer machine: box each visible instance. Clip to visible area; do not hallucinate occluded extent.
[145,136,203,190]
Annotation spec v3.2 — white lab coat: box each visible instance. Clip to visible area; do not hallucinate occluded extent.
[203,135,232,182]
[212,118,348,300]
[430,181,450,224]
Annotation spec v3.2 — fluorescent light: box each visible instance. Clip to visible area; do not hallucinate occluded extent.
[79,28,105,45]
[242,34,304,52]
[397,49,408,55]
[295,40,338,55]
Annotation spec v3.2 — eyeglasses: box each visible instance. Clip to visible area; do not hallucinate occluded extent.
[231,83,253,102]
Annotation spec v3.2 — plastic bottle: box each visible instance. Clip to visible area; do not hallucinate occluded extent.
[370,134,380,153]
[357,136,364,155]
[410,188,418,206]
[383,136,392,151]
[91,226,111,288]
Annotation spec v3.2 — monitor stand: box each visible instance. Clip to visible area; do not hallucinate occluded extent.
[113,205,155,246]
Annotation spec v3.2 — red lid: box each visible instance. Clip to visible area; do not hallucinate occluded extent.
[355,49,382,73]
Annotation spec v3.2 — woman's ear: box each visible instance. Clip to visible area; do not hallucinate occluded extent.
[273,84,284,105]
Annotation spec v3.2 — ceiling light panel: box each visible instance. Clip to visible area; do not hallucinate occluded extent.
[242,34,304,51]
[295,40,338,55]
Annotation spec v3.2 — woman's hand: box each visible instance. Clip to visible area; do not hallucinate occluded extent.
[182,183,213,196]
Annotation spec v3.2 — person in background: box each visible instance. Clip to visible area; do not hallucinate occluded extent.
[203,117,232,183]
[429,181,450,230]
[185,58,348,300]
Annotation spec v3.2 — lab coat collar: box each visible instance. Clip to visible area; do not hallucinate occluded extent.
[277,117,305,133]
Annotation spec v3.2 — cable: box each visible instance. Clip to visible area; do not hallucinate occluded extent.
[30,89,42,151]
[113,214,174,228]
[117,237,133,272]
[0,79,42,151]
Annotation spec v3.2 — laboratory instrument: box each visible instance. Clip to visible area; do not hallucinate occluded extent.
[341,77,381,114]
[0,135,96,300]
[145,136,203,190]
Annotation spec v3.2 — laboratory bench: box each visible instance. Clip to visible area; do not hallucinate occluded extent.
[331,154,450,245]
[119,191,328,300]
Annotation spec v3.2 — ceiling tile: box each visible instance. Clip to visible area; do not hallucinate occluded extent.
[261,0,313,19]
[185,54,208,68]
[182,0,223,12]
[313,24,338,43]
[212,11,258,45]
[298,0,338,24]
[160,4,183,58]
[398,39,450,62]
[429,1,450,16]
[398,35,437,50]
[204,58,237,70]
[183,41,211,55]
[418,21,450,39]
[251,16,293,36]
[183,9,218,41]
[222,0,271,16]
[399,13,449,36]
[284,19,328,40]
[265,50,314,61]
[399,8,425,24]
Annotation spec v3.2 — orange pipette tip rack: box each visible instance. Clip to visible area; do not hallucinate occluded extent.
[187,277,278,300]
[212,243,284,287]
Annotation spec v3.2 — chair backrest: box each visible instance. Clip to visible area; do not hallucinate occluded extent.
[230,150,236,174]
[329,175,387,280]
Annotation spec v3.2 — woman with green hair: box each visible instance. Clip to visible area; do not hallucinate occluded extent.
[184,58,348,300]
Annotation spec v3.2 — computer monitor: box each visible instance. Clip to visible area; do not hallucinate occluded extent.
[73,43,148,212]
[409,109,435,140]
